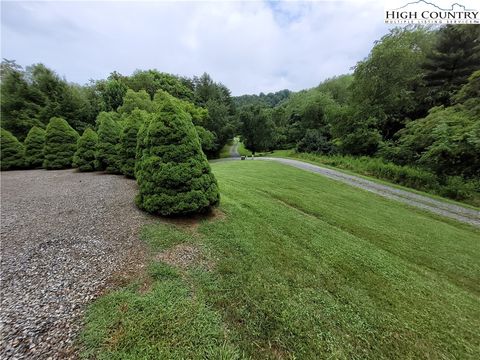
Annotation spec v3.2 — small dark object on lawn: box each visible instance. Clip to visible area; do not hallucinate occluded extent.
[241,156,246,160]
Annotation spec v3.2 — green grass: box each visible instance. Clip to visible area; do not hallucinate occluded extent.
[237,141,252,157]
[262,150,480,208]
[219,139,234,159]
[81,161,480,359]
[219,137,252,158]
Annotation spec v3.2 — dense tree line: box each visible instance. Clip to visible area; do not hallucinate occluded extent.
[0,87,219,215]
[1,62,236,157]
[235,25,480,184]
[234,89,291,108]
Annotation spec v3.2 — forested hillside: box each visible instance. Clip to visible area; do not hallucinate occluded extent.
[234,25,479,202]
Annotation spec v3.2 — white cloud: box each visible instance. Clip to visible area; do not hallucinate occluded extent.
[1,0,390,95]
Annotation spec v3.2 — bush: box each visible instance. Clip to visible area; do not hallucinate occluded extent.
[134,117,151,179]
[73,128,98,171]
[43,117,79,170]
[24,126,46,168]
[195,126,216,153]
[95,112,122,174]
[1,128,24,170]
[438,176,479,201]
[135,91,220,216]
[120,109,149,178]
[297,129,333,154]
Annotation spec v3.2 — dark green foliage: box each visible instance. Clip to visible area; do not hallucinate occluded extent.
[95,112,122,174]
[351,27,434,139]
[0,128,24,170]
[192,73,236,153]
[135,91,220,216]
[134,117,151,179]
[316,75,353,104]
[127,69,194,101]
[234,89,291,108]
[100,77,128,111]
[117,89,153,114]
[297,129,333,154]
[240,105,275,154]
[195,125,216,153]
[388,72,480,178]
[120,109,149,178]
[1,60,101,139]
[0,61,43,140]
[24,126,45,168]
[73,128,98,172]
[423,25,480,107]
[454,70,480,113]
[43,117,79,169]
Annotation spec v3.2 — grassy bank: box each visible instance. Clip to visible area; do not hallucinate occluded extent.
[81,161,480,359]
[219,137,252,159]
[218,139,234,159]
[262,150,480,207]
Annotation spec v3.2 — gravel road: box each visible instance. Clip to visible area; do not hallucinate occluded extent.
[257,157,480,228]
[229,141,240,158]
[0,169,152,359]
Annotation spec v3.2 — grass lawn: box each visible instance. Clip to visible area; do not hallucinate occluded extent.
[261,150,480,209]
[237,141,252,157]
[81,161,480,359]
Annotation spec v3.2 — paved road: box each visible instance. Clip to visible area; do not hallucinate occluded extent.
[247,157,479,228]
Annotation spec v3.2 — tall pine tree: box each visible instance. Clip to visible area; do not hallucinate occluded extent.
[423,25,480,107]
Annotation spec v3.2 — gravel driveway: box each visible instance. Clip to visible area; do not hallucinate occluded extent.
[229,141,240,158]
[0,169,152,359]
[258,157,480,228]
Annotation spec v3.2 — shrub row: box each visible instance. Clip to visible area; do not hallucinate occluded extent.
[1,91,219,216]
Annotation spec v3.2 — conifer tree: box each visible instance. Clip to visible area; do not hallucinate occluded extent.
[120,109,149,178]
[135,91,219,215]
[43,117,79,169]
[1,128,24,170]
[423,25,480,106]
[95,112,122,174]
[73,128,98,171]
[134,117,151,179]
[24,126,45,168]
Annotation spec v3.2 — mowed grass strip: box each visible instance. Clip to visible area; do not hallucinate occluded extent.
[81,161,480,359]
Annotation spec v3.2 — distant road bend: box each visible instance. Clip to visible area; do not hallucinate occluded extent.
[246,157,480,228]
[229,140,240,158]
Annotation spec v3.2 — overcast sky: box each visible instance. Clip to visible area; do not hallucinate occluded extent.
[1,0,390,95]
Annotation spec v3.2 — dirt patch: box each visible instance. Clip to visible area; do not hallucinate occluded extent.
[164,207,226,235]
[156,243,214,271]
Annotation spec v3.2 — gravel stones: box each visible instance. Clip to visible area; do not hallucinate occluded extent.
[0,169,152,359]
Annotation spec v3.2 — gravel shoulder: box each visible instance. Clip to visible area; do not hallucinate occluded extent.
[0,169,153,359]
[257,157,480,228]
